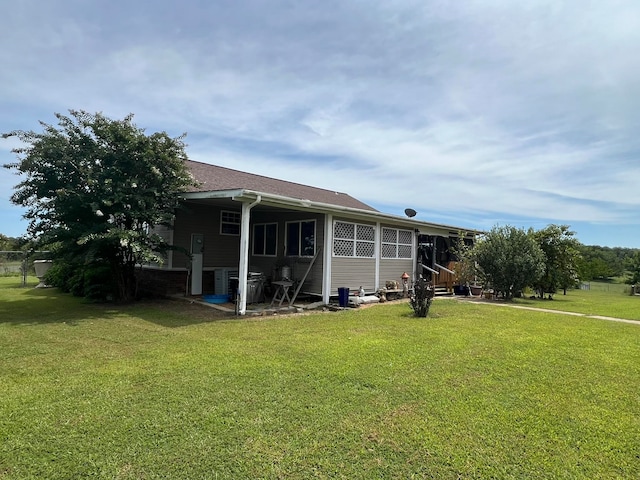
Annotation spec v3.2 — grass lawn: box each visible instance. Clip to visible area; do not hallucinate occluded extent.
[1,278,639,479]
[513,282,640,320]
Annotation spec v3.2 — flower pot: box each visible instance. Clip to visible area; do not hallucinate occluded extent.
[34,260,53,288]
[470,285,482,296]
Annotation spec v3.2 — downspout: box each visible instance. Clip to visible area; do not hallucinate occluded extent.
[237,195,262,315]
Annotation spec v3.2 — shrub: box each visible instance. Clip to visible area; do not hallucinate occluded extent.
[410,278,435,317]
[44,260,117,301]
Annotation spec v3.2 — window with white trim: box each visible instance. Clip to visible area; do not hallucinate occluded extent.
[220,210,241,235]
[253,223,277,256]
[333,221,375,257]
[382,227,413,259]
[286,220,315,257]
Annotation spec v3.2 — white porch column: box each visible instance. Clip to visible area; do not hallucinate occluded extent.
[237,196,261,315]
[375,222,381,289]
[322,214,333,304]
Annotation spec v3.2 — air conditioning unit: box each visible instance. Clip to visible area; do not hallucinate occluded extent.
[214,268,238,296]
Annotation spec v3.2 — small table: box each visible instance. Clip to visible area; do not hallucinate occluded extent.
[270,280,293,307]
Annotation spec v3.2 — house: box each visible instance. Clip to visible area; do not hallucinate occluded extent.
[142,160,477,314]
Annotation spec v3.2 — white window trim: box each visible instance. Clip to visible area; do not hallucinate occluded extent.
[220,210,241,236]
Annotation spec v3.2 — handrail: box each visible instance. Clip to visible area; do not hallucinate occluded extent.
[419,263,439,274]
[434,262,455,274]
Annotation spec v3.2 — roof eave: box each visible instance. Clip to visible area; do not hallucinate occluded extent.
[182,189,481,237]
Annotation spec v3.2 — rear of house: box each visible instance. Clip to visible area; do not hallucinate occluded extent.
[142,160,477,313]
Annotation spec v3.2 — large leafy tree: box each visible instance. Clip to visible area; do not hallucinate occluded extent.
[472,225,545,300]
[624,250,640,286]
[531,224,581,297]
[3,110,197,300]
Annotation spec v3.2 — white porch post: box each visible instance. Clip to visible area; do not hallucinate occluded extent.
[322,214,333,304]
[375,222,381,290]
[237,196,261,315]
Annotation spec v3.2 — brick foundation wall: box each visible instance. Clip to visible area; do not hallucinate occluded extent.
[138,268,220,297]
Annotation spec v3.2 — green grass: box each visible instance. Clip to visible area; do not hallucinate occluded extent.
[514,282,640,320]
[1,278,639,479]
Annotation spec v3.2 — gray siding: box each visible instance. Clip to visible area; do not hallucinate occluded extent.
[330,217,378,295]
[379,260,414,288]
[379,222,415,288]
[172,203,241,269]
[330,258,376,295]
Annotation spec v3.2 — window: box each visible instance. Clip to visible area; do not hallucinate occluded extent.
[220,210,240,235]
[333,221,375,257]
[286,220,315,256]
[253,223,277,256]
[382,227,413,259]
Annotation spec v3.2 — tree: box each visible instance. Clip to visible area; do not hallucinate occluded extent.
[3,110,197,301]
[531,225,581,297]
[471,225,545,300]
[576,244,632,281]
[624,250,640,286]
[0,234,17,251]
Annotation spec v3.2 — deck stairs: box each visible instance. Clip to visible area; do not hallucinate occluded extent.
[434,285,452,296]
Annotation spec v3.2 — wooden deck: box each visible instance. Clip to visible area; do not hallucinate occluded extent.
[434,261,458,292]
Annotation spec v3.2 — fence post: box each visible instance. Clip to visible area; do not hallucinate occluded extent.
[21,254,27,287]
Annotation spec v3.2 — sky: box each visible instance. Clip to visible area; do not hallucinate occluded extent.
[2,0,640,247]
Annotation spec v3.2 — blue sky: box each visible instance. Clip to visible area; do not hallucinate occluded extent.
[2,0,640,247]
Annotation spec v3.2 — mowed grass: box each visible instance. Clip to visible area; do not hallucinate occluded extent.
[514,282,640,320]
[1,278,639,479]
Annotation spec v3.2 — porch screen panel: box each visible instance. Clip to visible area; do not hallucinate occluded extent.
[382,227,413,259]
[333,221,375,258]
[398,230,413,258]
[355,225,375,257]
[382,228,398,258]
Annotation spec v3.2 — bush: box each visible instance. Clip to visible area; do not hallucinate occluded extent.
[44,261,77,293]
[410,278,435,317]
[82,263,117,301]
[44,260,117,301]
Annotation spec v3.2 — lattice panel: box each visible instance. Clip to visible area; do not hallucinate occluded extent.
[382,228,397,243]
[356,241,375,257]
[356,225,375,242]
[398,230,413,245]
[398,245,413,258]
[382,244,397,258]
[334,221,354,239]
[333,239,354,256]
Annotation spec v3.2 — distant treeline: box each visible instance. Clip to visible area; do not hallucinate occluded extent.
[2,233,637,282]
[0,234,24,251]
[577,244,638,281]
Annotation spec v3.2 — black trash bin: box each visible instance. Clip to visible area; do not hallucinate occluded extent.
[338,287,350,307]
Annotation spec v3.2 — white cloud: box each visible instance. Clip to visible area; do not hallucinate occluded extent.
[1,0,640,244]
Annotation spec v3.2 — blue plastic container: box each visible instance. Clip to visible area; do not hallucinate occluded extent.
[203,294,230,304]
[338,287,350,307]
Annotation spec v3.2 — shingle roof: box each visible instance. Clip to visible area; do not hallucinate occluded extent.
[185,160,378,212]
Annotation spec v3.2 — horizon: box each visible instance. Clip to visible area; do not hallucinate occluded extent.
[3,1,640,248]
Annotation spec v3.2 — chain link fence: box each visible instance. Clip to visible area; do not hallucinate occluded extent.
[0,251,51,287]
